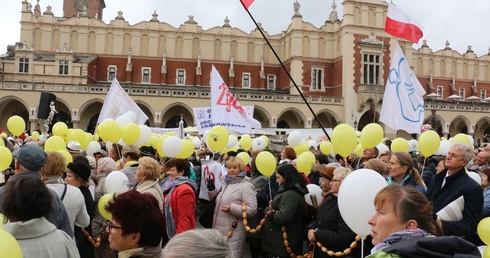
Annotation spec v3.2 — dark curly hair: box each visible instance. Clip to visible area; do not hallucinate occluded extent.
[105,190,164,247]
[166,158,190,177]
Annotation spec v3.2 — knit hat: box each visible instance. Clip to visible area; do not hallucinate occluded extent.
[363,158,387,175]
[67,161,91,182]
[97,157,116,173]
[14,143,47,171]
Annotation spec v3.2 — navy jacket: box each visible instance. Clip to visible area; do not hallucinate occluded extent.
[426,167,483,238]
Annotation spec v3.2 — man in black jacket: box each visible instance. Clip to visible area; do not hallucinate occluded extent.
[426,143,483,241]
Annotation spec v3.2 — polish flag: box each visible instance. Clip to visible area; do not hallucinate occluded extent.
[385,4,424,44]
[240,0,255,10]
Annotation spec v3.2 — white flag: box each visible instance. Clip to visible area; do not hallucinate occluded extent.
[210,65,261,134]
[97,78,149,125]
[380,45,426,134]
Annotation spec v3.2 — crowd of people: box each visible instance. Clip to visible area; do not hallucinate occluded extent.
[0,133,489,257]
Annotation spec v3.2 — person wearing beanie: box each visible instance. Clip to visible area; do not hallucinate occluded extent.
[92,157,117,258]
[120,144,140,188]
[66,161,96,258]
[0,143,74,237]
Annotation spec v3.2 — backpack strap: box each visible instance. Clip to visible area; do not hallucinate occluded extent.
[60,183,68,201]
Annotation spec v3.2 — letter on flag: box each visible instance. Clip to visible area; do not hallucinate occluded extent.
[210,65,261,133]
[380,45,426,134]
[240,0,255,10]
[97,78,149,125]
[385,4,423,44]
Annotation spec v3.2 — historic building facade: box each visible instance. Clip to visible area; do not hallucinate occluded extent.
[1,0,490,144]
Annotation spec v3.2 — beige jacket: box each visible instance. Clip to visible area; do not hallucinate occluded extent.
[135,180,164,212]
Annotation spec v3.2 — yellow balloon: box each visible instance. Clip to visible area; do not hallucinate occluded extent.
[32,131,40,140]
[52,122,69,138]
[175,139,194,159]
[331,124,357,158]
[255,151,277,177]
[0,133,7,139]
[319,141,332,155]
[391,138,409,152]
[0,213,6,228]
[206,126,229,153]
[418,131,440,157]
[145,134,158,147]
[97,121,108,140]
[260,135,269,148]
[453,133,470,145]
[236,152,250,165]
[484,246,490,258]
[0,147,13,171]
[360,123,384,149]
[296,151,315,175]
[355,143,363,157]
[155,135,170,157]
[240,134,253,151]
[44,136,66,152]
[98,193,115,220]
[57,150,73,166]
[81,133,92,151]
[7,116,25,136]
[0,228,23,258]
[0,140,4,147]
[478,217,490,245]
[103,120,122,143]
[122,123,141,145]
[293,143,309,155]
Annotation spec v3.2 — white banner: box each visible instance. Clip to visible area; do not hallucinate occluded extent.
[97,78,149,125]
[193,106,256,135]
[198,160,227,201]
[380,45,426,134]
[210,65,261,134]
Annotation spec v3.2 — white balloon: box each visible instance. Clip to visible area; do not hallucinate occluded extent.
[135,125,151,146]
[226,135,238,148]
[116,115,132,128]
[105,171,130,194]
[468,171,481,185]
[477,245,486,257]
[305,184,323,207]
[288,131,302,146]
[435,140,451,156]
[192,137,201,149]
[408,139,418,152]
[163,136,182,157]
[307,140,319,150]
[338,169,388,238]
[467,135,475,147]
[124,111,137,123]
[85,141,101,156]
[376,143,389,156]
[252,137,266,151]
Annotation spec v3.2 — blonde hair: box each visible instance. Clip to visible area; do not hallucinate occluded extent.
[137,157,161,181]
[42,152,66,177]
[332,167,351,180]
[226,157,245,172]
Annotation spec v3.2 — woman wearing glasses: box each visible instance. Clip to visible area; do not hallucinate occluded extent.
[104,190,164,258]
[305,167,361,258]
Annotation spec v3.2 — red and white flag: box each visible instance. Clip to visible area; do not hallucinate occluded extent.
[385,4,424,44]
[240,0,255,10]
[210,65,261,134]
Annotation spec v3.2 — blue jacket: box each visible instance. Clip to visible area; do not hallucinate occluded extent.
[426,167,483,238]
[483,187,490,218]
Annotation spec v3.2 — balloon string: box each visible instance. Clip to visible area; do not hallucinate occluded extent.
[268,177,272,203]
[420,157,427,183]
[355,149,364,169]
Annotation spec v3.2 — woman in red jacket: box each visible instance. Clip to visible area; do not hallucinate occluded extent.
[161,158,198,246]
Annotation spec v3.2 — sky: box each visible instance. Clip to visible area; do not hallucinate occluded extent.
[1,0,490,57]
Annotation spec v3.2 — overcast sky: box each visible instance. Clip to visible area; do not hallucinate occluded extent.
[1,0,490,57]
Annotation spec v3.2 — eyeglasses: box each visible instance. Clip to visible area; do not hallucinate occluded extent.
[107,221,123,231]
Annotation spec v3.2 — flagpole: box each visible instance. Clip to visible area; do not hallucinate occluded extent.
[240,2,331,141]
